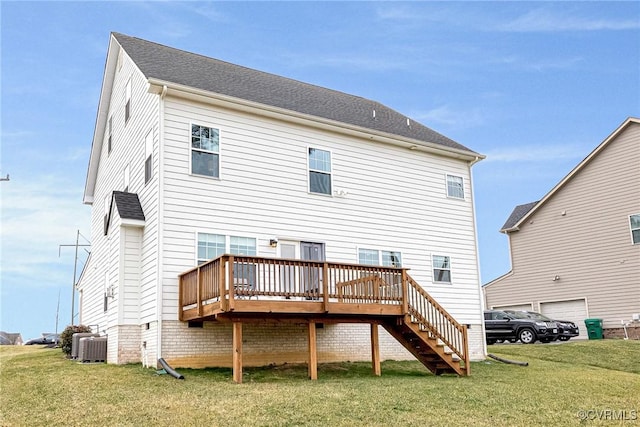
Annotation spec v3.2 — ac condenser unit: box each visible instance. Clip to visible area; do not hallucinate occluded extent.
[71,333,100,359]
[78,337,107,363]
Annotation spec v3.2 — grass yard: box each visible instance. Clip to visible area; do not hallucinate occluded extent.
[1,340,638,426]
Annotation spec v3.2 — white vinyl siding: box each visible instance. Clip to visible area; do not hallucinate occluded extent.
[77,47,160,331]
[446,174,464,199]
[160,97,482,326]
[630,214,640,244]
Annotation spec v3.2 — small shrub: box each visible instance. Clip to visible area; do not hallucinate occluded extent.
[60,324,93,356]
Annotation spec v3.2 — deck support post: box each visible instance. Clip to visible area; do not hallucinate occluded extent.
[232,321,243,384]
[307,321,318,380]
[370,323,381,376]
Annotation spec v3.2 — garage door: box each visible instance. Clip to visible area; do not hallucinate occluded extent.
[540,299,588,339]
[492,303,534,312]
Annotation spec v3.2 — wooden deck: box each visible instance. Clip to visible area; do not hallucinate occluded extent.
[179,254,470,382]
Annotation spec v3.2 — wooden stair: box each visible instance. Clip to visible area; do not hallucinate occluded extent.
[383,317,466,376]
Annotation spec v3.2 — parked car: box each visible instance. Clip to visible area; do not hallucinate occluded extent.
[484,310,559,344]
[24,334,60,346]
[509,310,580,341]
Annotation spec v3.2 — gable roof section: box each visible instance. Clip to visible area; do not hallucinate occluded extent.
[113,32,477,155]
[501,117,640,233]
[500,201,538,232]
[104,191,145,234]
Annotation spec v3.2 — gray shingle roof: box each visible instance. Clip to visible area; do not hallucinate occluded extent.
[113,191,145,221]
[500,201,538,232]
[113,33,477,155]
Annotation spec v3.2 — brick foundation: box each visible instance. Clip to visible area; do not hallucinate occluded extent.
[603,324,640,340]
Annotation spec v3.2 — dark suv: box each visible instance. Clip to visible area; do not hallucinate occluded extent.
[512,310,580,341]
[484,310,559,344]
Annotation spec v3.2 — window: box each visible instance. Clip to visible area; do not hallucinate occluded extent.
[432,255,451,283]
[197,233,225,265]
[230,236,257,256]
[144,130,153,184]
[125,79,131,123]
[103,193,111,235]
[196,234,257,264]
[123,164,130,192]
[107,116,112,154]
[197,233,257,290]
[308,147,332,195]
[358,248,402,267]
[631,214,640,244]
[104,271,109,313]
[446,174,464,199]
[191,124,220,178]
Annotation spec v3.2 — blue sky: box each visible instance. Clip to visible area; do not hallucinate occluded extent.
[1,1,638,341]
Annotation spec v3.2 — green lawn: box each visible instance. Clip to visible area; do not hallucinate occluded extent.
[1,340,638,426]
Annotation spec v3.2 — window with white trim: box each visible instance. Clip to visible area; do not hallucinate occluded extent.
[103,193,111,235]
[197,233,225,265]
[446,174,464,199]
[125,79,131,123]
[107,116,113,154]
[144,130,153,184]
[358,248,402,267]
[123,164,130,192]
[630,214,640,244]
[432,255,451,283]
[191,124,220,178]
[308,147,332,195]
[196,234,257,264]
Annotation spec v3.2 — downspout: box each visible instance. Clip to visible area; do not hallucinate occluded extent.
[468,156,487,358]
[156,85,168,363]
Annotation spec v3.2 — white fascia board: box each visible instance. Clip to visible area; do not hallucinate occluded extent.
[84,36,120,204]
[147,79,485,164]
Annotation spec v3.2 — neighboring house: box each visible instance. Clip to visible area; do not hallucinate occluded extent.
[77,33,486,378]
[0,332,23,345]
[484,117,640,339]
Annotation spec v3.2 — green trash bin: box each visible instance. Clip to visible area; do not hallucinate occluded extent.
[584,318,603,340]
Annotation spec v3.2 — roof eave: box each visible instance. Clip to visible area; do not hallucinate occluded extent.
[510,117,640,230]
[148,78,484,163]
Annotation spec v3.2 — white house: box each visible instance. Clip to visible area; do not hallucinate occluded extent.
[78,33,486,379]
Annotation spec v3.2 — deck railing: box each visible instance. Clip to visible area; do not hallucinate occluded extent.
[178,254,468,370]
[405,275,469,372]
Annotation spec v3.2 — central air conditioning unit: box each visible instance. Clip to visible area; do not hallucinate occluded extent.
[71,333,100,359]
[78,337,108,363]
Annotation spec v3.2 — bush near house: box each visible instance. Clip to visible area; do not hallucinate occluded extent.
[59,324,93,356]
